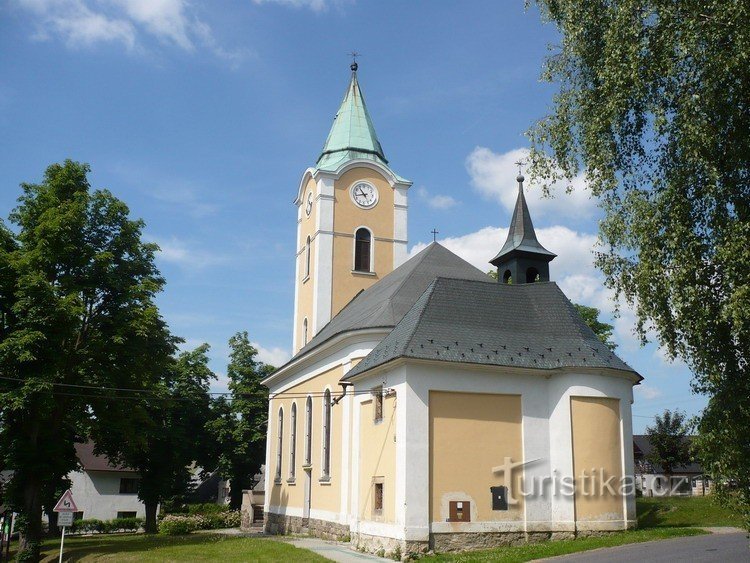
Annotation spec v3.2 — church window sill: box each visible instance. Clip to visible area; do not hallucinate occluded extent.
[351,270,376,277]
[286,478,296,485]
[319,476,332,485]
[273,478,282,485]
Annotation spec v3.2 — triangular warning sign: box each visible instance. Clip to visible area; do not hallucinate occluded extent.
[53,490,78,512]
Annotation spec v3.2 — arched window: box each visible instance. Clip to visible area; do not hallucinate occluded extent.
[354,228,372,272]
[302,318,308,346]
[503,269,512,284]
[275,407,284,481]
[526,267,540,283]
[304,236,311,278]
[304,396,312,466]
[289,402,297,480]
[322,389,332,479]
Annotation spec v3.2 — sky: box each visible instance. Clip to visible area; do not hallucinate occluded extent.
[0,0,705,432]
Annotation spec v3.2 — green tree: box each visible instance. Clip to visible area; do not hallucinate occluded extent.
[107,344,217,533]
[572,304,617,351]
[645,410,691,478]
[528,1,750,526]
[0,161,175,559]
[209,332,272,509]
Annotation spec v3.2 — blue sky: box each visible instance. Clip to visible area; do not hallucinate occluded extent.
[0,0,704,432]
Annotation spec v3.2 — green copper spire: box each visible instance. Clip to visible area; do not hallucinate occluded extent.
[316,62,389,171]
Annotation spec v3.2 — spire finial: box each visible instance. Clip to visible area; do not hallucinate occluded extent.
[431,228,439,242]
[349,51,360,72]
[514,159,525,186]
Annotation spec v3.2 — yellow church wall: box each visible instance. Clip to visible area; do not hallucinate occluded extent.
[358,394,397,523]
[570,396,624,522]
[330,167,396,315]
[295,177,318,351]
[267,365,345,515]
[429,391,524,524]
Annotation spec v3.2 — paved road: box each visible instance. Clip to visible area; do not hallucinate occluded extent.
[546,532,749,562]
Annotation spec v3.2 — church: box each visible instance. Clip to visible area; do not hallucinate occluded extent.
[261,62,641,557]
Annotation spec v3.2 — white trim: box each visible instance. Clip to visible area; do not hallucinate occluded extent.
[356,520,405,540]
[295,161,412,204]
[393,186,408,268]
[352,225,375,274]
[349,180,379,209]
[267,504,304,518]
[292,197,304,352]
[312,176,334,335]
[264,397,274,513]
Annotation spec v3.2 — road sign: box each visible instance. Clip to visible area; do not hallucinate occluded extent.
[57,512,73,527]
[53,490,77,513]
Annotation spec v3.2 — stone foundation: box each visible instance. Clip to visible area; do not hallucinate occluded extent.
[351,532,430,560]
[430,531,577,553]
[264,512,350,541]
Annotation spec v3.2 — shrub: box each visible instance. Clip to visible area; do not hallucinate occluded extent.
[186,502,231,515]
[158,515,199,535]
[69,517,143,534]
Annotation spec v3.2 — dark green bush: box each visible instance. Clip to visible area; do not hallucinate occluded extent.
[69,517,143,534]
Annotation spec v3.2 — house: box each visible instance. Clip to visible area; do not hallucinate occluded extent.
[259,62,642,557]
[65,442,147,521]
[633,435,710,497]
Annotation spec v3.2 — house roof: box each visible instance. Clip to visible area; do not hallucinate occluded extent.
[491,177,555,266]
[75,442,136,473]
[287,243,490,364]
[633,434,702,474]
[344,276,639,380]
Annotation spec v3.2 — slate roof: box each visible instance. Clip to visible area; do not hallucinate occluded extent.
[288,243,491,362]
[75,442,135,473]
[344,276,639,380]
[491,178,555,265]
[633,435,702,473]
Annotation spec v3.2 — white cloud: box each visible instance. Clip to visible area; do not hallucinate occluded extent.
[148,235,228,269]
[252,342,290,368]
[465,147,597,221]
[417,186,458,210]
[15,0,248,65]
[635,385,663,400]
[252,0,346,11]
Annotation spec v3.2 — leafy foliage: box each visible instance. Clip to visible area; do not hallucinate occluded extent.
[0,161,175,558]
[645,410,691,476]
[208,332,272,509]
[572,303,617,351]
[529,1,750,527]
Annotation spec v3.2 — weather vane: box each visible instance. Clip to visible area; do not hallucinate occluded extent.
[431,228,439,242]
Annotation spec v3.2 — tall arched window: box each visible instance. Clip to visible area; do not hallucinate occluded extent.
[354,228,372,272]
[275,407,284,481]
[304,236,311,278]
[304,396,312,466]
[302,318,308,346]
[289,402,297,480]
[503,269,512,284]
[322,389,332,479]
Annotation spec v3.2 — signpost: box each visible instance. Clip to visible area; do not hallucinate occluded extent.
[53,491,78,563]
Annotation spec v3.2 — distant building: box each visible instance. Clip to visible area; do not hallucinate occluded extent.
[66,442,147,521]
[633,435,710,496]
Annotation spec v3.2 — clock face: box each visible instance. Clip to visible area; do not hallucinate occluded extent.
[305,192,313,217]
[351,182,378,208]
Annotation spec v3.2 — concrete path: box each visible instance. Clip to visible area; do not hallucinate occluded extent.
[287,537,392,562]
[544,531,749,562]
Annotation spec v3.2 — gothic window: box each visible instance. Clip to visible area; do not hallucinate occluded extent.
[289,402,297,480]
[354,228,372,272]
[275,407,283,481]
[303,318,308,346]
[305,395,312,466]
[304,236,311,279]
[526,267,540,283]
[322,389,332,479]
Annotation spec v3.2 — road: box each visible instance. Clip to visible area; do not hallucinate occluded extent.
[547,532,749,562]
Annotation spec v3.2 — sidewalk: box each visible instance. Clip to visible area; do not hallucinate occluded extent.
[287,537,392,562]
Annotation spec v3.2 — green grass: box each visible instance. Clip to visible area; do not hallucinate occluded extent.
[25,533,328,562]
[637,495,745,528]
[419,528,706,562]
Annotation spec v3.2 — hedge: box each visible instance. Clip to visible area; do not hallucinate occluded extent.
[158,511,241,535]
[69,517,144,534]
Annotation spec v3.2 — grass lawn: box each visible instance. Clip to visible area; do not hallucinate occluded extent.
[23,533,328,562]
[419,528,706,562]
[636,495,745,528]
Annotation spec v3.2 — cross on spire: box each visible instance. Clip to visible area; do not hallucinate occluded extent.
[431,228,439,242]
[349,51,360,71]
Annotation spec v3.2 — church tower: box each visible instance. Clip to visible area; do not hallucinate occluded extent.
[490,172,556,283]
[292,63,412,353]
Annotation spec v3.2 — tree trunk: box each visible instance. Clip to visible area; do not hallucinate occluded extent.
[46,509,60,537]
[17,478,43,562]
[144,500,159,534]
